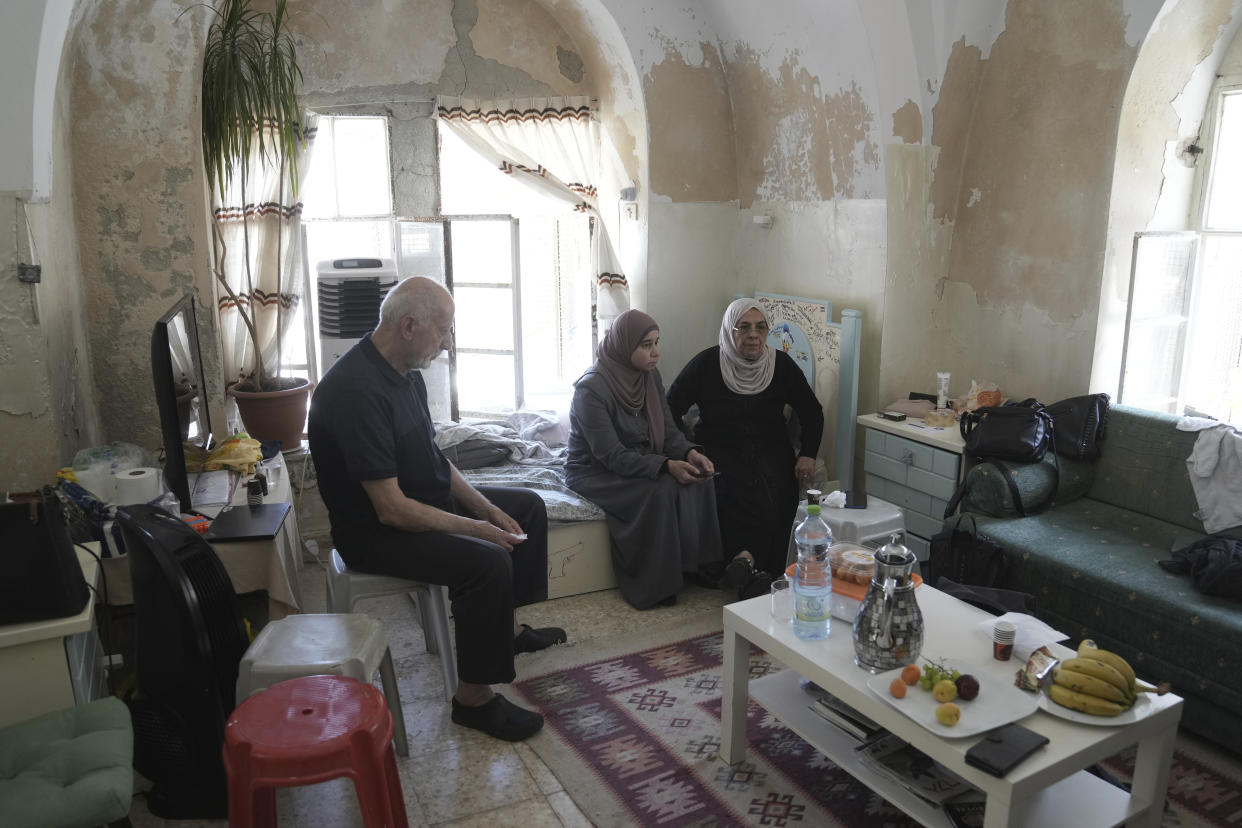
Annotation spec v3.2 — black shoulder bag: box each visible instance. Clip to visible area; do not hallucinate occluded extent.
[944,402,1058,518]
[0,487,90,625]
[927,514,1008,588]
[1044,393,1110,460]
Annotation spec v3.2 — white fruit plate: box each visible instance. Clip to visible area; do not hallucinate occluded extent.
[867,665,1040,738]
[1037,684,1153,726]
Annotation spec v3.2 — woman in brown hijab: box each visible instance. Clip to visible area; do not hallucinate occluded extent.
[565,309,725,608]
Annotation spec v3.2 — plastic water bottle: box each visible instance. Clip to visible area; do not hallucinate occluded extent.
[793,503,833,640]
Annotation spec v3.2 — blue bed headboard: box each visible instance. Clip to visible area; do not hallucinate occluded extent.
[753,293,862,489]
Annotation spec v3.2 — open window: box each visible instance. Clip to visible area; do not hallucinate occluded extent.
[1121,86,1242,424]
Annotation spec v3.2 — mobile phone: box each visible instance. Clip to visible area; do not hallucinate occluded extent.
[879,410,907,421]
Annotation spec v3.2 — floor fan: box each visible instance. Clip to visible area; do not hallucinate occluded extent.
[116,504,250,819]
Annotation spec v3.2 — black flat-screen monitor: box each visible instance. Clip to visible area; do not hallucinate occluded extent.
[152,294,213,513]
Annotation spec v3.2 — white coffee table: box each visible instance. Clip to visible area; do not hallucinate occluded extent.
[721,585,1182,828]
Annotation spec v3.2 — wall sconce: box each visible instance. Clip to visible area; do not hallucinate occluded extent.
[753,214,774,229]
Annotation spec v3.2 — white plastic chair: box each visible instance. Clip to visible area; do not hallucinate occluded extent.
[325,547,458,699]
[236,612,410,757]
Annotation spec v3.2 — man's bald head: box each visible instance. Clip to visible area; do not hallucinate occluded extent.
[380,276,453,328]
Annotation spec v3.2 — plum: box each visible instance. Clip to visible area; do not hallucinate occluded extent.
[955,674,981,701]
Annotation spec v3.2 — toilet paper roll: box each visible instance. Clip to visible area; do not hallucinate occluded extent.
[114,467,162,505]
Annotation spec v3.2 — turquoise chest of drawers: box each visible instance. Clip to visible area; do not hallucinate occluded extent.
[858,414,965,562]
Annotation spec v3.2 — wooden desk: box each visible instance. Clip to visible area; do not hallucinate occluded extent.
[100,453,303,618]
[0,548,104,728]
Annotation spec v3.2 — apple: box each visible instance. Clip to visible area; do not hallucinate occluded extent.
[936,702,962,727]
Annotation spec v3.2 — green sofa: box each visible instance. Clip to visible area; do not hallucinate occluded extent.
[956,404,1242,753]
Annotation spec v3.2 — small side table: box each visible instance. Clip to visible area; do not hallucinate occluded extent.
[857,413,965,562]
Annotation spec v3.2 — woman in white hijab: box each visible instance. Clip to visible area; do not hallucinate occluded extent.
[668,299,824,594]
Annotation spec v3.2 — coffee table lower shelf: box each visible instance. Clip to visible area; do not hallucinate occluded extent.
[749,668,1135,828]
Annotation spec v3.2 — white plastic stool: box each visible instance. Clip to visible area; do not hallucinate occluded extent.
[236,613,409,757]
[325,548,458,699]
[785,495,907,568]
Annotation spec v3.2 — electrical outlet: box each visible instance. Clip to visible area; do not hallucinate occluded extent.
[623,202,638,220]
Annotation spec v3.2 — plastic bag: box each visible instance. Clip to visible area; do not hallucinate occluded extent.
[198,435,263,476]
[70,442,157,502]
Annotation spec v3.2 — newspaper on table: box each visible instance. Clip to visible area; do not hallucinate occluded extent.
[855,732,977,805]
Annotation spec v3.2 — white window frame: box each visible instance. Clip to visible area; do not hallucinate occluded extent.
[1119,83,1242,424]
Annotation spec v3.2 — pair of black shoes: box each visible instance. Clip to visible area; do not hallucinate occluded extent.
[724,554,774,601]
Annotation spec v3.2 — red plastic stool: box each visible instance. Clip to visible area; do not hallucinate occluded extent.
[223,675,408,828]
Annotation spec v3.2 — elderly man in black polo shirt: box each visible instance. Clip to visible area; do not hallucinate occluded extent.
[308,276,565,742]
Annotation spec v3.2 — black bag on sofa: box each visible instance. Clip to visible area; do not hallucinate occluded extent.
[960,403,1055,464]
[1044,393,1110,461]
[926,514,1007,589]
[0,487,90,625]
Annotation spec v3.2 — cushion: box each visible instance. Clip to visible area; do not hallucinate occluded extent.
[1087,405,1203,532]
[961,455,1094,518]
[441,439,510,470]
[0,697,134,828]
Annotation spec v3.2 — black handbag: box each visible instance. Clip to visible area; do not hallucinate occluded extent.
[959,404,1055,463]
[0,487,90,625]
[927,514,1007,588]
[1044,393,1110,460]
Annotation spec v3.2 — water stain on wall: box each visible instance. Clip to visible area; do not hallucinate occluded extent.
[645,42,736,202]
[932,0,1136,322]
[724,45,878,207]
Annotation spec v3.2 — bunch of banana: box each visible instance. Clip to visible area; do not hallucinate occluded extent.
[1047,640,1169,717]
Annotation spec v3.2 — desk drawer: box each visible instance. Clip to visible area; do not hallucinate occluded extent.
[865,427,961,545]
[864,435,959,500]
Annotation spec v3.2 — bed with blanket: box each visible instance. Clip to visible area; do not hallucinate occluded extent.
[434,412,615,599]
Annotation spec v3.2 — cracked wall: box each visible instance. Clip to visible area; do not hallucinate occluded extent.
[883,0,1149,406]
[67,0,612,455]
[70,0,214,453]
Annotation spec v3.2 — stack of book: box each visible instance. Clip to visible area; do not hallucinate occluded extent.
[804,688,885,742]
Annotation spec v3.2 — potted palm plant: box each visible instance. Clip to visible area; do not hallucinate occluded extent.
[201,0,311,450]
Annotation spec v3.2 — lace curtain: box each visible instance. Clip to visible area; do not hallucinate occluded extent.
[436,96,629,320]
[212,117,317,387]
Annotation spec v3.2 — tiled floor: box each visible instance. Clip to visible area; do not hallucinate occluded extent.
[125,544,731,827]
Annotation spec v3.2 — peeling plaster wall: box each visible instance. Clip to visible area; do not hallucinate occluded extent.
[885,0,1161,409]
[0,2,100,490]
[64,0,620,453]
[70,0,215,455]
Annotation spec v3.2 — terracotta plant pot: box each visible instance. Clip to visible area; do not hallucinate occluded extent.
[227,380,314,451]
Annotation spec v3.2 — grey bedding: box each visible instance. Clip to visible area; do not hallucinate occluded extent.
[437,412,604,522]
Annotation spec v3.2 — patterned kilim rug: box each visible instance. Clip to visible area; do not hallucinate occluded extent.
[512,612,1242,827]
